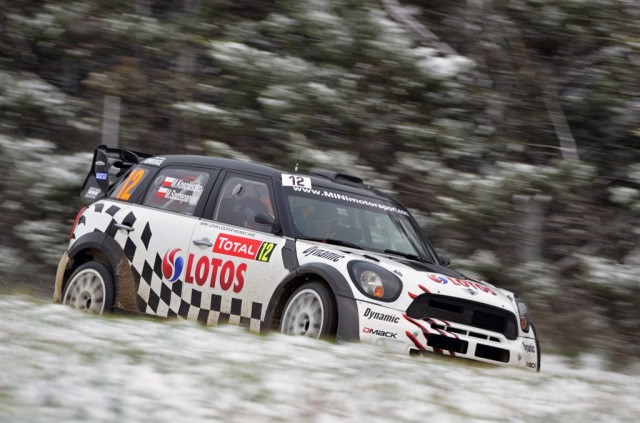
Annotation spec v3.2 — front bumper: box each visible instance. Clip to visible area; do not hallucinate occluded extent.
[356,301,540,371]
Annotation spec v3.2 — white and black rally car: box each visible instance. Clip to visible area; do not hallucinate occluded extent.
[55,145,540,371]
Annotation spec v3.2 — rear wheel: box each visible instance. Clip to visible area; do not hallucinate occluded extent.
[280,281,336,339]
[62,262,115,315]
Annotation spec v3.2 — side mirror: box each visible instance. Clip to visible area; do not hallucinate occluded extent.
[438,254,451,267]
[255,212,281,234]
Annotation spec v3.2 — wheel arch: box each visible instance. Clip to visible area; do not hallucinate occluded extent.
[55,232,139,311]
[265,263,361,342]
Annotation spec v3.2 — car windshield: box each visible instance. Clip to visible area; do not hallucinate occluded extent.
[285,185,437,263]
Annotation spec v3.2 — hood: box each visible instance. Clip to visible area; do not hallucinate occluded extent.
[359,250,515,311]
[295,240,515,312]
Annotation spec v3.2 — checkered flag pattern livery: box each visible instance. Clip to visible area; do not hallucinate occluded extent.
[77,202,264,332]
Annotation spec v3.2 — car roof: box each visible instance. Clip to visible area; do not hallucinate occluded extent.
[153,154,399,204]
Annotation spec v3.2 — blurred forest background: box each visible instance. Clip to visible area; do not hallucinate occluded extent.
[0,0,638,364]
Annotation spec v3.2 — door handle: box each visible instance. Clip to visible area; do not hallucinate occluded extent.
[114,223,134,232]
[192,238,213,247]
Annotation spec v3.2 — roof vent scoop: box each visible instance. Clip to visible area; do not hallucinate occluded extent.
[309,169,365,187]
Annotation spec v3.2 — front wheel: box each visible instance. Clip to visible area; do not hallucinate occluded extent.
[62,262,115,315]
[280,281,336,339]
[531,323,541,372]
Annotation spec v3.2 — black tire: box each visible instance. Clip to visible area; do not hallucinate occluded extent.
[62,262,115,315]
[532,323,541,372]
[280,281,336,339]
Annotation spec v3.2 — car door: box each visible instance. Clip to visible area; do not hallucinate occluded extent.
[186,172,288,331]
[123,165,219,317]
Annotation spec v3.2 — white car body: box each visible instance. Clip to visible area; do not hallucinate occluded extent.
[55,146,540,371]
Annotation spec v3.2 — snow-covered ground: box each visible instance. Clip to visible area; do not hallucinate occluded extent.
[1,294,638,423]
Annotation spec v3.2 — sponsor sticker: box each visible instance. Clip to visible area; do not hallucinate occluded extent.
[522,342,536,354]
[426,273,497,296]
[362,327,397,338]
[96,172,108,180]
[289,186,410,217]
[185,254,246,293]
[362,307,400,323]
[213,234,275,262]
[84,186,102,200]
[162,248,184,283]
[141,157,166,166]
[161,248,247,293]
[302,246,345,262]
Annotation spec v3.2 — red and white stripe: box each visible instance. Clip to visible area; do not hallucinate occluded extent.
[162,177,176,187]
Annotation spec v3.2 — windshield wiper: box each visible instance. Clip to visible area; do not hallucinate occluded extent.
[297,236,363,250]
[384,249,427,262]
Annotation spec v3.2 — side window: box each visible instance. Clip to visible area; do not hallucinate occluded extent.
[213,174,275,233]
[109,166,151,202]
[142,167,210,215]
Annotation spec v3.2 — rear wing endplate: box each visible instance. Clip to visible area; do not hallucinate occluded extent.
[80,144,152,203]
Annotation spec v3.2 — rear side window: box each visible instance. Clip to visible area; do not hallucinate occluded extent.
[109,166,152,202]
[142,167,210,215]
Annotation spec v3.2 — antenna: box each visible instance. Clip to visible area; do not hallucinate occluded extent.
[294,149,301,172]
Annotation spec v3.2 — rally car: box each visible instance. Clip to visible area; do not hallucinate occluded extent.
[54,145,540,371]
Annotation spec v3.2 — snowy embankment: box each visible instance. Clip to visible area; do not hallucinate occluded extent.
[0,294,638,423]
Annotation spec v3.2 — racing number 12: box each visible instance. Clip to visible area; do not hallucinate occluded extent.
[282,174,311,189]
[257,242,275,262]
[288,175,305,186]
[116,169,145,201]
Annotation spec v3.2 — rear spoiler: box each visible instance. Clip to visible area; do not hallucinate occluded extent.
[80,144,152,203]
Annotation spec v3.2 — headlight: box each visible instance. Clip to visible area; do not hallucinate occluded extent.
[347,261,403,302]
[516,298,531,332]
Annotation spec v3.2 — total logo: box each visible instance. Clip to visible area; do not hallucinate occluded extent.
[214,234,275,262]
[427,273,497,296]
[161,248,246,293]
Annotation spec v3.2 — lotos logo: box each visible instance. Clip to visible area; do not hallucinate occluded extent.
[428,274,449,284]
[426,273,497,296]
[162,248,184,283]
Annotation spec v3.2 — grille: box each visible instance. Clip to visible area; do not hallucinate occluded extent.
[471,310,507,333]
[406,294,518,340]
[431,323,501,342]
